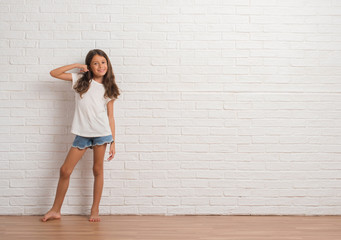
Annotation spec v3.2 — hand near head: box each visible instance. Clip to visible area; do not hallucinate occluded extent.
[78,64,89,73]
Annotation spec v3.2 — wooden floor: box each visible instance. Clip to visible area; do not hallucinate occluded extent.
[1,215,341,240]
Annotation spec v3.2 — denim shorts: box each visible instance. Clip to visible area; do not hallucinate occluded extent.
[72,134,114,150]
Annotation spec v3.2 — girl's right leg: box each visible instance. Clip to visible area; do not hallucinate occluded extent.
[41,146,87,222]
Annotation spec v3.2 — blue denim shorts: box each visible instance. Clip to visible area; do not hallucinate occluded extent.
[72,134,114,150]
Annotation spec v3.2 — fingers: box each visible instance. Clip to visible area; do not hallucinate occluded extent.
[79,65,89,73]
[107,146,115,161]
[107,151,112,161]
[107,152,115,161]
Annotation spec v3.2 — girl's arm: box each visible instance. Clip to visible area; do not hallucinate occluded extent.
[107,100,116,161]
[50,63,88,81]
[107,100,116,141]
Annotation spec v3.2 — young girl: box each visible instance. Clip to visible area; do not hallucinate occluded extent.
[41,49,120,222]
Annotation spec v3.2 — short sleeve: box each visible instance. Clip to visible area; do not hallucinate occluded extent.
[105,97,113,105]
[71,73,82,90]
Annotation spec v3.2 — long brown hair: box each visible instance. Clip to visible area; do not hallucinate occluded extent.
[73,49,120,100]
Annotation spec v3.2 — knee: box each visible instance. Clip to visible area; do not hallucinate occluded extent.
[93,166,103,177]
[60,166,72,179]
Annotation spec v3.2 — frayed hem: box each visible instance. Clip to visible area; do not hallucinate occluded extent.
[72,141,113,150]
[72,145,91,150]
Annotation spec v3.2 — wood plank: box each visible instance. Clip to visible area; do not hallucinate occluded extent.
[1,216,341,240]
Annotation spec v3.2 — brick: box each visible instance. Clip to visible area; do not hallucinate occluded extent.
[1,0,341,216]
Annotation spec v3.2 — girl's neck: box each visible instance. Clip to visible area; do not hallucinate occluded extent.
[93,76,103,83]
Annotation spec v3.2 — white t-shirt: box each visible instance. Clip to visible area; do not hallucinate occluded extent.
[71,73,113,137]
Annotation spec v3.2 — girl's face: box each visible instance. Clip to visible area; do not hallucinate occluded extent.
[90,54,108,78]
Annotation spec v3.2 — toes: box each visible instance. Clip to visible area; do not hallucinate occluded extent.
[89,217,100,222]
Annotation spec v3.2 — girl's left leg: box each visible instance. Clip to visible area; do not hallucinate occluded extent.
[90,143,107,222]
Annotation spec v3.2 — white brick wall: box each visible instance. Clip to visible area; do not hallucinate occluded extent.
[1,0,341,215]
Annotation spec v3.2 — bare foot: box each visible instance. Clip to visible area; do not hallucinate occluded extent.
[41,210,61,222]
[89,209,100,222]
